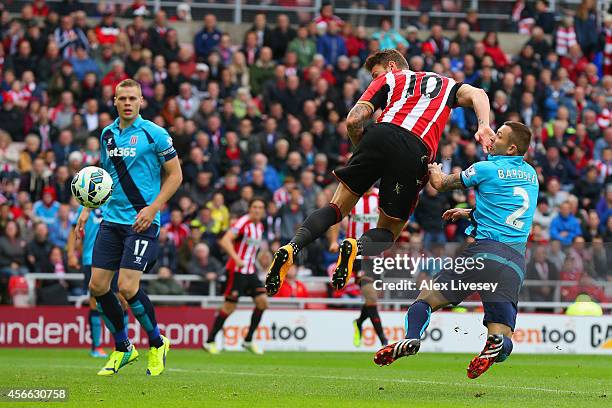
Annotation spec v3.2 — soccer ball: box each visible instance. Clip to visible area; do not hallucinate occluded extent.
[71,166,113,208]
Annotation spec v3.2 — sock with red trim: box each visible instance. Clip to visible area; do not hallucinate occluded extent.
[207,310,229,343]
[290,203,342,254]
[244,307,265,342]
[366,305,388,345]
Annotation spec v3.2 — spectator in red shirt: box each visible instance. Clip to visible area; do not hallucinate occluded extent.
[32,0,50,17]
[276,266,309,297]
[560,44,589,83]
[101,60,128,90]
[562,273,607,302]
[100,60,129,89]
[313,2,344,32]
[95,12,120,45]
[482,31,508,68]
[341,23,366,60]
[164,209,190,247]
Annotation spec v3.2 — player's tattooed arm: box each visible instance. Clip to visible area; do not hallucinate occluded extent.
[437,173,464,192]
[346,102,373,145]
[428,163,464,192]
[455,84,495,153]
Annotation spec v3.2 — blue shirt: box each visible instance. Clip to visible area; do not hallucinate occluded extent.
[549,213,582,246]
[49,219,71,249]
[194,28,222,58]
[33,201,60,226]
[372,29,408,51]
[100,115,177,226]
[316,34,347,65]
[460,155,539,250]
[69,56,101,81]
[74,206,104,265]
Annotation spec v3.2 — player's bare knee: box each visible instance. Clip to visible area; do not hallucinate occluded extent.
[255,295,269,310]
[88,280,110,297]
[221,302,236,315]
[376,215,405,241]
[361,284,377,304]
[118,282,138,300]
[330,184,360,218]
[330,200,353,219]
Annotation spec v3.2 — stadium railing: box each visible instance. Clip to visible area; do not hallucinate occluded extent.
[20,273,612,312]
[30,0,596,29]
[25,0,535,30]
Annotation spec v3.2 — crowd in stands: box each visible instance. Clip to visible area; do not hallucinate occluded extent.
[0,0,610,306]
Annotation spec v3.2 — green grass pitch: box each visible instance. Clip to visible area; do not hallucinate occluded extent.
[1,349,610,407]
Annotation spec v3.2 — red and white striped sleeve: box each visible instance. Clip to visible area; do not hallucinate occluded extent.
[230,215,250,236]
[357,73,391,112]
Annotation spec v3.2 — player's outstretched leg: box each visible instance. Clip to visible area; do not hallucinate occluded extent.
[352,304,388,347]
[353,280,387,347]
[374,299,431,366]
[353,305,369,347]
[93,289,139,376]
[364,283,388,346]
[203,310,227,354]
[242,295,267,355]
[266,203,343,295]
[332,228,394,290]
[88,306,107,358]
[126,287,170,376]
[467,334,514,379]
[204,300,237,354]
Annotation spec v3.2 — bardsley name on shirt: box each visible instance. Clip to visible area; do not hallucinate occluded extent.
[497,168,538,185]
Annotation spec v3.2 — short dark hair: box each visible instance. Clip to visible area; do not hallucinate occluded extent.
[248,197,266,208]
[504,121,532,156]
[379,16,392,26]
[364,49,409,72]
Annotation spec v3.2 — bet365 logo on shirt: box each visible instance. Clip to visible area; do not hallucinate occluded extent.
[108,147,136,157]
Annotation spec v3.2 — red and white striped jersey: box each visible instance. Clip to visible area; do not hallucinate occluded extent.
[357,69,460,161]
[604,27,612,75]
[273,186,303,208]
[346,189,379,239]
[555,27,577,56]
[273,187,289,208]
[225,215,264,274]
[597,107,610,130]
[595,160,612,182]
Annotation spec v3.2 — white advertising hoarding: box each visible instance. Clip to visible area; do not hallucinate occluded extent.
[218,310,612,355]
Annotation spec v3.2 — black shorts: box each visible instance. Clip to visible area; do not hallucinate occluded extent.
[82,265,119,293]
[434,239,525,331]
[333,122,429,221]
[92,221,159,273]
[224,270,266,301]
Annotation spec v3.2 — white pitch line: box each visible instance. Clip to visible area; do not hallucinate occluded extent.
[47,364,602,395]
